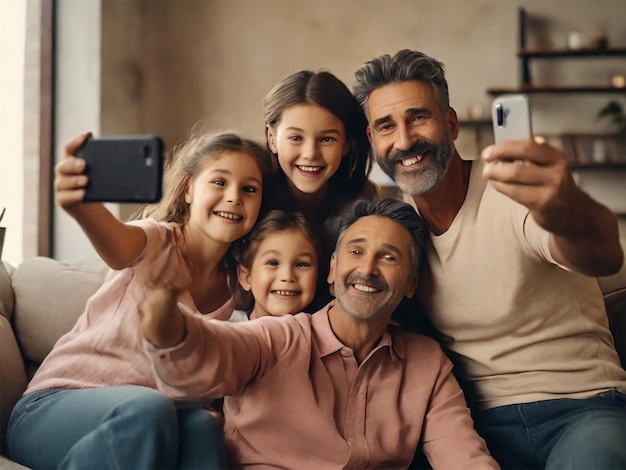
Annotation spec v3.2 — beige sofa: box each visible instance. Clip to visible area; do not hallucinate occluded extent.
[1,255,625,469]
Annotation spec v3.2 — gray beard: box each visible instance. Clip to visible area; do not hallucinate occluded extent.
[375,133,455,196]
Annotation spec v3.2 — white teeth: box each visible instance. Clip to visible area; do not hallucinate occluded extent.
[273,290,299,296]
[215,211,242,220]
[298,165,323,173]
[353,284,378,293]
[401,155,423,166]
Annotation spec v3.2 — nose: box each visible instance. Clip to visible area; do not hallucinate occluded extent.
[279,265,295,283]
[226,185,243,205]
[359,254,379,277]
[394,122,414,152]
[301,139,319,160]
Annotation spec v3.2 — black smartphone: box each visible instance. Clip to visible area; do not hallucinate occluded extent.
[492,94,533,143]
[76,135,164,203]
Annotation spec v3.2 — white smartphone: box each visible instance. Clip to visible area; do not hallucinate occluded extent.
[492,94,533,143]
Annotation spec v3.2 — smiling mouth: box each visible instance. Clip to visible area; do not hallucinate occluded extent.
[400,154,425,167]
[352,283,380,293]
[271,290,300,297]
[214,211,242,220]
[296,165,324,174]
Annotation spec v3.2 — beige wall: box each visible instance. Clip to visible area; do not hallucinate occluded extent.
[125,0,626,144]
[0,0,26,267]
[6,0,626,263]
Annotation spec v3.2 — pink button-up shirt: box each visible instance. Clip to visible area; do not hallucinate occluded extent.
[146,303,499,469]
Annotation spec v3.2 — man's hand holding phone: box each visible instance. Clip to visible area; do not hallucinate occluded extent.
[483,95,578,235]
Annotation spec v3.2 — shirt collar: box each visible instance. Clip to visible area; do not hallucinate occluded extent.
[311,301,404,362]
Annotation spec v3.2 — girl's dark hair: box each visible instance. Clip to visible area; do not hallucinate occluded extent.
[263,70,372,194]
[132,131,273,222]
[336,198,428,273]
[227,210,319,315]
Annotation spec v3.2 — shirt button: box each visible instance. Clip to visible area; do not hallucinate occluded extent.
[341,348,352,357]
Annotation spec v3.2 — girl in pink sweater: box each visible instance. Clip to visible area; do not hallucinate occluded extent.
[7,130,272,469]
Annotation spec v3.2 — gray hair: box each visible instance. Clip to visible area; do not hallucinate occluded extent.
[336,198,428,273]
[353,49,450,116]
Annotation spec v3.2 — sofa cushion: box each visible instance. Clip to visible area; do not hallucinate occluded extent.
[0,315,27,457]
[598,260,626,368]
[0,262,26,457]
[11,257,108,375]
[0,262,15,323]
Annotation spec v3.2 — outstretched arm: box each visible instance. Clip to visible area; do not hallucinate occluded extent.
[56,133,147,269]
[140,287,186,348]
[481,139,623,276]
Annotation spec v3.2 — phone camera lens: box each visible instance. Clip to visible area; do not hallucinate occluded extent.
[495,104,504,126]
[141,145,154,166]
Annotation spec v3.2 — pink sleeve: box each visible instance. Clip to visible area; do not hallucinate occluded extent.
[422,355,500,469]
[145,315,293,397]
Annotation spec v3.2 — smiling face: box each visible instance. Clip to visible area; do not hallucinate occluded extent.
[366,80,457,196]
[184,151,263,245]
[328,215,417,322]
[267,104,350,198]
[238,228,318,318]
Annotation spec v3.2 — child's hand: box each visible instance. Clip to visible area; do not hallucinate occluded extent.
[55,133,91,212]
[139,287,187,348]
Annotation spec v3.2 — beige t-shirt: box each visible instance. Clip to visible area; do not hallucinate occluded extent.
[26,218,234,397]
[410,160,626,410]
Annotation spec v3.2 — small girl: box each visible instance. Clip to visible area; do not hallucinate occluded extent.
[7,130,273,469]
[263,70,379,310]
[228,209,319,320]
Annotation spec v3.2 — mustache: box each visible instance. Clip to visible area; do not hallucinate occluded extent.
[345,273,387,291]
[386,139,438,163]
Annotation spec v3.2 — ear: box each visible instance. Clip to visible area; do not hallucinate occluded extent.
[266,126,278,154]
[366,125,373,144]
[327,252,337,285]
[404,273,419,299]
[184,181,193,204]
[237,265,252,292]
[447,107,459,140]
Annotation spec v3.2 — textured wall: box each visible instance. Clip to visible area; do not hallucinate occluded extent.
[53,0,626,260]
[103,0,626,146]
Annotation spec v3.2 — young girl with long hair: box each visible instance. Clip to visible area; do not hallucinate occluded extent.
[7,130,272,469]
[263,70,379,310]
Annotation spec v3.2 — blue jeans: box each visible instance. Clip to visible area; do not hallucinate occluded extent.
[473,390,626,469]
[7,386,227,469]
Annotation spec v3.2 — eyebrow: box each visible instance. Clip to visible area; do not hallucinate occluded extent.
[259,249,316,258]
[209,169,262,185]
[345,238,402,256]
[285,126,343,135]
[372,107,432,129]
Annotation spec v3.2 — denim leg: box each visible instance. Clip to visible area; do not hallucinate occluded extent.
[545,391,626,470]
[173,400,228,470]
[473,404,537,469]
[474,390,626,470]
[8,386,179,469]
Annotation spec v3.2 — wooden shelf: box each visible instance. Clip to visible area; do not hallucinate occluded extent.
[518,47,626,59]
[458,119,492,127]
[487,85,626,95]
[570,162,626,170]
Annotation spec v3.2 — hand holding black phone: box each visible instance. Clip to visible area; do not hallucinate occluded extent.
[76,135,164,203]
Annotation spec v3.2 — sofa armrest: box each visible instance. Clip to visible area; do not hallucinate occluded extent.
[0,262,27,458]
[11,257,108,375]
[598,250,626,369]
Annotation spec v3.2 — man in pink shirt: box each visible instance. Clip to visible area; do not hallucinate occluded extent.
[141,198,499,469]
